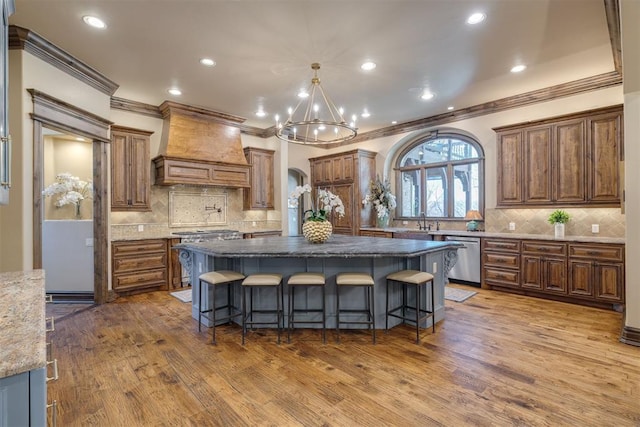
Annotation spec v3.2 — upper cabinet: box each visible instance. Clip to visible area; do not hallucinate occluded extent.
[309,149,376,235]
[243,147,274,210]
[495,105,623,207]
[111,125,153,211]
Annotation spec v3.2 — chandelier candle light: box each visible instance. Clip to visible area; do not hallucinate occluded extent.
[275,63,357,145]
[362,175,397,229]
[290,184,345,243]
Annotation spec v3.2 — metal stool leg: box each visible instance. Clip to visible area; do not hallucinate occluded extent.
[416,283,421,344]
[336,283,341,344]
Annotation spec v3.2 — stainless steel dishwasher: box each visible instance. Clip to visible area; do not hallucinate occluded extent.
[445,236,481,286]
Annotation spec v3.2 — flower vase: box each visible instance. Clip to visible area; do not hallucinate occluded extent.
[302,220,333,243]
[554,223,565,239]
[75,202,82,220]
[377,214,389,229]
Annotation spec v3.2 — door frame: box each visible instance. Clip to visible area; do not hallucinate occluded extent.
[29,89,112,304]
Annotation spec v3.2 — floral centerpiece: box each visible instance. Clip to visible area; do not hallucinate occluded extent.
[362,175,396,228]
[289,184,345,243]
[42,172,93,219]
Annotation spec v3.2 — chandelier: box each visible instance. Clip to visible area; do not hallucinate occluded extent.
[275,63,357,145]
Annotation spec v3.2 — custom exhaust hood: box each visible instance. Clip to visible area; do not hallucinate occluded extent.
[152,101,251,188]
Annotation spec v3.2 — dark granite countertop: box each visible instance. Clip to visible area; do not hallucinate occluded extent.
[361,227,625,245]
[175,235,462,258]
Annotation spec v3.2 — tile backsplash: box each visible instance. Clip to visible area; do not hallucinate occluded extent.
[484,208,625,237]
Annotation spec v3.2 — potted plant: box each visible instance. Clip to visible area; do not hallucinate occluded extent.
[548,209,570,238]
[289,184,345,243]
[362,175,397,229]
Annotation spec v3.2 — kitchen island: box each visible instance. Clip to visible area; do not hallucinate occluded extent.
[175,235,461,330]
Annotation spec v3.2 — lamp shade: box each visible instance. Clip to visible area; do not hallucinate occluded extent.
[464,210,483,220]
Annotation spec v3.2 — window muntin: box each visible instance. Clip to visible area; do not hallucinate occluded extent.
[396,135,483,220]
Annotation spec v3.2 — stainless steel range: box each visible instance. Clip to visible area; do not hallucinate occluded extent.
[172,229,242,243]
[172,230,242,284]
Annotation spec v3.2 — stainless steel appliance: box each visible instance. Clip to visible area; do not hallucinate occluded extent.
[172,230,242,285]
[445,235,481,286]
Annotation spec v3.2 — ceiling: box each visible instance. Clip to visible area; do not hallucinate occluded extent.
[9,0,615,134]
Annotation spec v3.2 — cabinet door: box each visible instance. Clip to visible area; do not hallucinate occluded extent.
[568,260,594,297]
[588,113,621,203]
[524,126,552,203]
[129,134,151,209]
[330,184,354,235]
[244,149,274,209]
[544,258,567,294]
[521,255,542,290]
[595,262,624,302]
[110,132,129,209]
[496,131,523,205]
[332,156,344,181]
[554,119,586,203]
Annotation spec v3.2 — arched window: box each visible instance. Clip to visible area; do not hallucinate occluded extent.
[395,133,484,220]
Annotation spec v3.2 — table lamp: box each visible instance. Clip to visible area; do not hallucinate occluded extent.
[465,210,482,231]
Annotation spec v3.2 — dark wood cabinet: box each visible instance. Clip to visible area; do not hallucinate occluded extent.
[111,239,168,294]
[111,126,153,211]
[482,237,624,309]
[168,238,183,289]
[243,230,282,239]
[495,105,622,207]
[309,149,376,235]
[243,147,274,210]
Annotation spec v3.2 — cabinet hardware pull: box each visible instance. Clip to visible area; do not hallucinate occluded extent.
[46,316,55,332]
[1,135,11,189]
[587,251,600,255]
[47,400,58,427]
[46,359,59,382]
[45,294,53,303]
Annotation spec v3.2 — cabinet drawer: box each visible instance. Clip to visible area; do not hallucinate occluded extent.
[113,239,166,256]
[483,239,520,252]
[113,252,167,273]
[483,252,520,268]
[521,241,567,256]
[485,267,520,288]
[113,269,167,291]
[569,244,624,261]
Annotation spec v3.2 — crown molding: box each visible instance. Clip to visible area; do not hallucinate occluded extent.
[9,25,119,96]
[604,0,622,75]
[110,97,162,119]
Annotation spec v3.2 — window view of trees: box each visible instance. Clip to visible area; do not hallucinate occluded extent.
[396,135,484,220]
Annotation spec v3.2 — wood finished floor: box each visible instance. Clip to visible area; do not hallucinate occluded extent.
[47,285,640,426]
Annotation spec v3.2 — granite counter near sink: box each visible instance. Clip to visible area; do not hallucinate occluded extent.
[360,227,625,245]
[0,270,46,379]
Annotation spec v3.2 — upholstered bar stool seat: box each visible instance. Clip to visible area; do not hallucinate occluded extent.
[198,270,245,344]
[241,273,284,345]
[335,272,376,344]
[287,272,326,344]
[386,269,435,344]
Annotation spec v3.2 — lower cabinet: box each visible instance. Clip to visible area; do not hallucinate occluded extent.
[243,231,282,239]
[360,229,393,238]
[112,239,168,294]
[482,237,625,309]
[0,368,46,427]
[168,238,183,289]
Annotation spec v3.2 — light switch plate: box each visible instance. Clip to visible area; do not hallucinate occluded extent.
[592,224,599,233]
[137,224,144,232]
[508,222,516,231]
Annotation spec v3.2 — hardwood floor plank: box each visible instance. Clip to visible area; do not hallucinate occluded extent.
[46,287,640,426]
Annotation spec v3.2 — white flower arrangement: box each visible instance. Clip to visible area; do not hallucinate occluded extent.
[42,172,93,208]
[362,175,397,219]
[289,184,345,222]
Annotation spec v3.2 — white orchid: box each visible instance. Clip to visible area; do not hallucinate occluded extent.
[42,172,93,208]
[363,175,397,219]
[289,184,345,221]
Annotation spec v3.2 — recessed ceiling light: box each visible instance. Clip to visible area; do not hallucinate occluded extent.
[447,106,454,110]
[255,109,267,118]
[466,12,486,25]
[361,61,376,71]
[83,15,106,29]
[421,91,435,100]
[75,137,85,141]
[361,110,371,118]
[167,88,182,96]
[511,64,527,73]
[200,58,216,67]
[391,120,398,124]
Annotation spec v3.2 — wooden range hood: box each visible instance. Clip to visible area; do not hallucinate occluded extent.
[152,101,250,188]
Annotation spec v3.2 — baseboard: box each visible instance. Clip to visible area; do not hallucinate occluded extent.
[46,291,94,303]
[620,325,640,347]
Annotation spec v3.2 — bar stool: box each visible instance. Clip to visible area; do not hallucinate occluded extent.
[198,270,245,344]
[386,270,435,344]
[335,272,376,344]
[287,272,326,344]
[241,273,284,345]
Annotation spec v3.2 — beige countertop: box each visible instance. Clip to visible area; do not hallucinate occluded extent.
[361,227,625,245]
[0,270,47,379]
